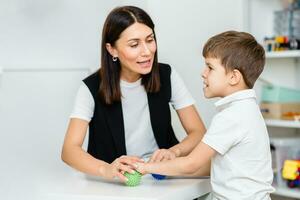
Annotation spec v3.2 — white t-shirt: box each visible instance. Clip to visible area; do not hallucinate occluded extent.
[70,67,195,159]
[202,89,274,200]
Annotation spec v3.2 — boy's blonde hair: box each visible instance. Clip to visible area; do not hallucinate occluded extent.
[202,31,265,88]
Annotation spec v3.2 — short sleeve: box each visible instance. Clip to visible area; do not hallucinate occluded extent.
[170,67,195,110]
[70,83,95,122]
[202,114,241,155]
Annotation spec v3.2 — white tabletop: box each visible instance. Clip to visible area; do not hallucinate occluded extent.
[39,171,211,200]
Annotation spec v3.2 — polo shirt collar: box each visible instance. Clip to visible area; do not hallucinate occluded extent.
[215,89,257,111]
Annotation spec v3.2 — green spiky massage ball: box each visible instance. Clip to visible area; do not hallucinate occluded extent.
[124,171,142,186]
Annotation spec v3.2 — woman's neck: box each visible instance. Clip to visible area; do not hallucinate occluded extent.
[120,70,141,83]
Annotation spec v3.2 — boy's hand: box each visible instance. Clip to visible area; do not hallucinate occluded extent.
[134,162,148,175]
[101,156,144,182]
[149,148,177,163]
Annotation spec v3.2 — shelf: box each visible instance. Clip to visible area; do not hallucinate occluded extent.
[273,186,300,198]
[266,50,300,58]
[265,119,300,128]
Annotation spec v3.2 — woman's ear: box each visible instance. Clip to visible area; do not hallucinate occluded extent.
[106,43,118,57]
[229,69,242,86]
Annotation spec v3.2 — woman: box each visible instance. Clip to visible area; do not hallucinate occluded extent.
[61,6,206,182]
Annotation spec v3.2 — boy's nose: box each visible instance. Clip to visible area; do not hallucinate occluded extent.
[201,67,207,78]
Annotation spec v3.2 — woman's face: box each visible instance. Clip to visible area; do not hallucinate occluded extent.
[107,22,157,82]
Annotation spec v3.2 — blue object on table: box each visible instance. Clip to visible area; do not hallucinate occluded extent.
[151,173,166,180]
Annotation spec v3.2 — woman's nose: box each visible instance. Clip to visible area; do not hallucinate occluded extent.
[141,43,151,56]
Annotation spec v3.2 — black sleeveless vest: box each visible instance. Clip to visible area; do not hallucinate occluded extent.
[83,63,179,163]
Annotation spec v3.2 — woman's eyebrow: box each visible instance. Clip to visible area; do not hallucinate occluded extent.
[127,33,154,42]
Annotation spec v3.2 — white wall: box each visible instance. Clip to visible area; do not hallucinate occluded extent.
[0,0,123,69]
[0,70,90,199]
[0,1,121,199]
[0,1,246,199]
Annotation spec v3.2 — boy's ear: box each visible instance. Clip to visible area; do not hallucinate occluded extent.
[229,69,242,86]
[106,43,118,57]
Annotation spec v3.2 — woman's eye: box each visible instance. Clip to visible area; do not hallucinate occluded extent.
[147,38,155,43]
[130,43,138,48]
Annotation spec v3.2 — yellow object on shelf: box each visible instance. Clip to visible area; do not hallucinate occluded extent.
[270,138,300,187]
[282,160,300,180]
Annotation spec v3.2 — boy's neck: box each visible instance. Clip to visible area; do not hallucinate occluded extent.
[223,85,249,98]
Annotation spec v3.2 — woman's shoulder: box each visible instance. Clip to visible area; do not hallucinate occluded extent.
[158,62,171,70]
[158,63,172,77]
[82,70,100,97]
[83,70,100,83]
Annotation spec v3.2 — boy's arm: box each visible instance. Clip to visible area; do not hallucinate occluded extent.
[149,105,206,162]
[186,160,211,176]
[136,141,215,176]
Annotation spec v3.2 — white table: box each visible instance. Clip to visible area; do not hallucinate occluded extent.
[39,171,211,200]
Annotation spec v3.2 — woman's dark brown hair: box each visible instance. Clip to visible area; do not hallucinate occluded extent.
[99,6,160,105]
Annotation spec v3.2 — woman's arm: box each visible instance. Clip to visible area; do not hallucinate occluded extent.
[150,105,206,162]
[170,105,206,156]
[61,118,142,181]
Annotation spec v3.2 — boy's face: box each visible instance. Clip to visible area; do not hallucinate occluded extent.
[201,57,231,98]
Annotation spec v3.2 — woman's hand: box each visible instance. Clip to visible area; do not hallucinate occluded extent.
[100,156,144,182]
[149,148,178,163]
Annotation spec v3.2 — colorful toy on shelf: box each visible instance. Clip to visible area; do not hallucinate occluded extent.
[282,112,300,121]
[263,36,300,52]
[282,160,300,188]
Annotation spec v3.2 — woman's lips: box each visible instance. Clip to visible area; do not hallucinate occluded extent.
[137,60,151,68]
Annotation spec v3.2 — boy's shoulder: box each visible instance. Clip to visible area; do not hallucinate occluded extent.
[213,99,261,126]
[211,109,240,128]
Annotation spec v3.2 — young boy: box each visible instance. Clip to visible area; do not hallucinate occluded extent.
[135,31,274,200]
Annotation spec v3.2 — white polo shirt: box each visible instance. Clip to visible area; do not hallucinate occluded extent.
[70,67,195,159]
[202,89,274,200]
